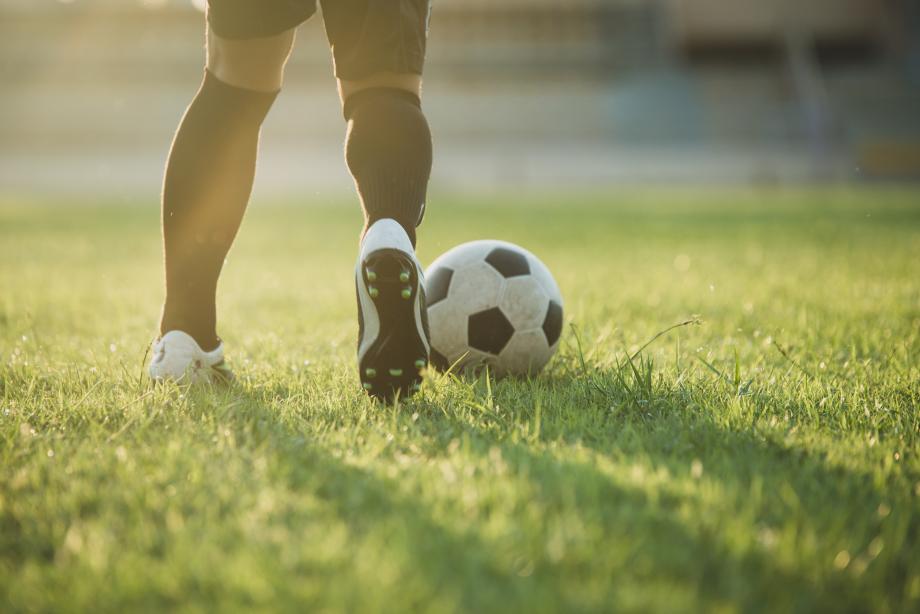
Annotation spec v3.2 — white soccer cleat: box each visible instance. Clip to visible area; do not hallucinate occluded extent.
[148,330,233,384]
[356,219,430,401]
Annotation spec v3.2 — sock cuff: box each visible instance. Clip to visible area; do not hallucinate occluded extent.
[343,87,421,121]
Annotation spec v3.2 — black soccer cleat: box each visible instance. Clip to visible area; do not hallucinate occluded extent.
[356,219,430,402]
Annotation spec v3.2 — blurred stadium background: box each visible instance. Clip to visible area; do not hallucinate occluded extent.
[1,0,919,198]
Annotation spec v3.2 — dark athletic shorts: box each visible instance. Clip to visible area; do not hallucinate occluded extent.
[207,0,432,80]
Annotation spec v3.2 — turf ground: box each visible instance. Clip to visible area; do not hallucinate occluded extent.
[1,188,919,612]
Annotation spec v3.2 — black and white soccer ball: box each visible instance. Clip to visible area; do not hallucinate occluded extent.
[425,240,563,376]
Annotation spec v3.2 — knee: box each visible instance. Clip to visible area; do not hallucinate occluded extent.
[207,26,295,92]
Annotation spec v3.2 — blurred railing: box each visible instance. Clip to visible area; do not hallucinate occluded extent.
[1,0,918,184]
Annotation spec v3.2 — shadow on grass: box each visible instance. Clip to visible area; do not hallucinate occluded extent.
[433,368,916,612]
[207,373,915,613]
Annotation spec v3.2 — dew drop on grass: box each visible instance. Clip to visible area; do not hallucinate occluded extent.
[834,550,851,569]
[757,527,777,549]
[514,557,535,577]
[691,459,703,479]
[868,538,884,558]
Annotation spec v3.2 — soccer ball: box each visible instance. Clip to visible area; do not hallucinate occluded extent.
[425,240,563,376]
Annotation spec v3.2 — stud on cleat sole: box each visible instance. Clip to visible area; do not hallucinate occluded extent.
[399,271,410,282]
[389,368,403,377]
[362,382,373,390]
[366,271,377,282]
[415,359,426,369]
[369,286,380,298]
[401,288,412,299]
[365,368,377,378]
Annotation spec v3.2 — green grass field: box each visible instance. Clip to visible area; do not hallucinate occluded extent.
[1,188,919,612]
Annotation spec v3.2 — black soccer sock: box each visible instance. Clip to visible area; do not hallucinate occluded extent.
[160,70,278,350]
[344,87,432,246]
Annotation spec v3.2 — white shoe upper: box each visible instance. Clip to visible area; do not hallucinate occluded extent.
[360,218,418,264]
[148,330,229,383]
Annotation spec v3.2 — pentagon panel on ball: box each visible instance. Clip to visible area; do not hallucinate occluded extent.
[468,307,515,354]
[485,247,530,278]
[425,240,563,376]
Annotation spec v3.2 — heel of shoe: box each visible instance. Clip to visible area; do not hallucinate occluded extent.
[358,250,429,401]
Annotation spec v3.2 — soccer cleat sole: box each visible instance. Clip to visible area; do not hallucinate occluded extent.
[358,249,429,401]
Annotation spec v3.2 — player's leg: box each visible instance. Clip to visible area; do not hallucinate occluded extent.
[151,1,314,383]
[157,26,291,352]
[340,73,431,247]
[321,0,433,399]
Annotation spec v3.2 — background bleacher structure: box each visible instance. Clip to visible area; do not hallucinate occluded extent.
[1,0,918,197]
